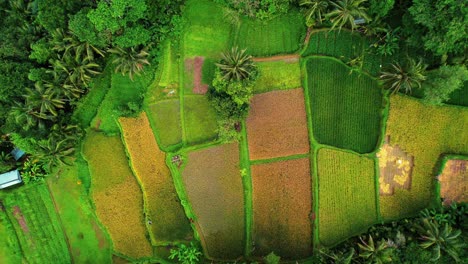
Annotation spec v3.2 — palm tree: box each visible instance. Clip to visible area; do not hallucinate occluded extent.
[36,137,75,172]
[380,58,427,94]
[24,81,65,118]
[8,102,47,131]
[416,218,464,262]
[358,235,394,263]
[300,0,330,27]
[51,56,101,88]
[326,0,370,31]
[216,47,255,82]
[107,46,150,80]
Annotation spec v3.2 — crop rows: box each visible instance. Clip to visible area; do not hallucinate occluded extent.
[236,11,305,56]
[317,148,378,246]
[4,184,70,263]
[306,57,382,153]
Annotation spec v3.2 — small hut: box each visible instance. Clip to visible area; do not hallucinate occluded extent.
[0,170,23,189]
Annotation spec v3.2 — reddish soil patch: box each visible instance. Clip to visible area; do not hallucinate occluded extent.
[439,159,468,205]
[251,158,312,259]
[377,136,414,195]
[91,221,108,249]
[246,88,310,160]
[185,56,208,94]
[252,54,299,63]
[12,206,30,233]
[181,143,244,259]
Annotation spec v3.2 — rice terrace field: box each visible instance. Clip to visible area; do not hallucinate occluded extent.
[1,0,467,263]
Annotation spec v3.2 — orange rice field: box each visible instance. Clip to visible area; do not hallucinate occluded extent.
[246,88,310,160]
[251,158,313,259]
[181,143,245,260]
[119,113,192,243]
[82,131,152,258]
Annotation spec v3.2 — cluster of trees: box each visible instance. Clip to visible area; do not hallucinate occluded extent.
[208,47,257,142]
[315,203,467,263]
[0,0,185,175]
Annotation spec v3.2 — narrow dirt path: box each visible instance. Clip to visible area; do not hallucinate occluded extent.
[252,54,300,63]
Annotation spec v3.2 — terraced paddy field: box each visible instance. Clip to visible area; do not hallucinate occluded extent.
[82,131,152,258]
[305,57,383,154]
[119,113,192,244]
[381,95,468,220]
[146,99,183,150]
[247,89,310,160]
[251,158,313,258]
[317,148,378,246]
[183,96,219,145]
[181,143,245,259]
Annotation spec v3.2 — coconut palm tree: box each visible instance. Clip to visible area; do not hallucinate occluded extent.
[300,0,330,27]
[416,218,464,262]
[380,58,427,94]
[326,0,370,31]
[108,46,150,80]
[216,47,255,82]
[8,102,48,131]
[358,235,394,264]
[24,81,65,118]
[51,56,101,88]
[36,136,75,172]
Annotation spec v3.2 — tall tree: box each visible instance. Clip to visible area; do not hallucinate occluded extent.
[326,0,370,31]
[300,0,330,27]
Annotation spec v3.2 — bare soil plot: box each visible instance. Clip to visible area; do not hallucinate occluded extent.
[439,159,468,205]
[119,113,192,243]
[251,158,312,259]
[377,136,414,195]
[185,57,208,94]
[247,89,309,160]
[181,143,245,259]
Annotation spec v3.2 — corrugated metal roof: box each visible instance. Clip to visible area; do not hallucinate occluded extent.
[0,170,22,189]
[10,148,25,160]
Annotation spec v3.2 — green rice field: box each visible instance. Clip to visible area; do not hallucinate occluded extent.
[146,99,183,149]
[183,96,219,145]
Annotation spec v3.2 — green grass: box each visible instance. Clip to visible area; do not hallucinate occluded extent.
[183,0,234,58]
[47,161,112,264]
[305,56,383,154]
[317,148,378,246]
[381,95,468,220]
[303,30,384,76]
[72,66,112,127]
[3,184,71,263]
[146,100,183,149]
[255,60,302,93]
[159,42,179,88]
[91,73,149,134]
[236,10,305,57]
[0,209,22,264]
[183,95,219,145]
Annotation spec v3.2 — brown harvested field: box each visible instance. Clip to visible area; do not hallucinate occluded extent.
[119,113,192,244]
[181,143,244,259]
[82,131,152,258]
[377,136,414,195]
[439,159,468,205]
[247,88,309,160]
[251,158,312,259]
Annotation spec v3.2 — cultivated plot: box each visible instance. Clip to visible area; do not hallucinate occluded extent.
[305,57,383,154]
[2,184,71,263]
[439,159,468,204]
[120,113,192,243]
[381,95,468,219]
[183,95,219,145]
[181,143,244,259]
[82,131,152,258]
[251,158,313,259]
[317,148,378,246]
[146,99,183,149]
[254,59,301,93]
[247,88,309,160]
[236,11,305,57]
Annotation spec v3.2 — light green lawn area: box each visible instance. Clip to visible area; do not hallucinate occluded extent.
[183,95,219,145]
[47,159,111,264]
[91,72,152,134]
[318,148,378,246]
[255,60,301,93]
[236,10,305,57]
[146,99,183,150]
[0,209,22,264]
